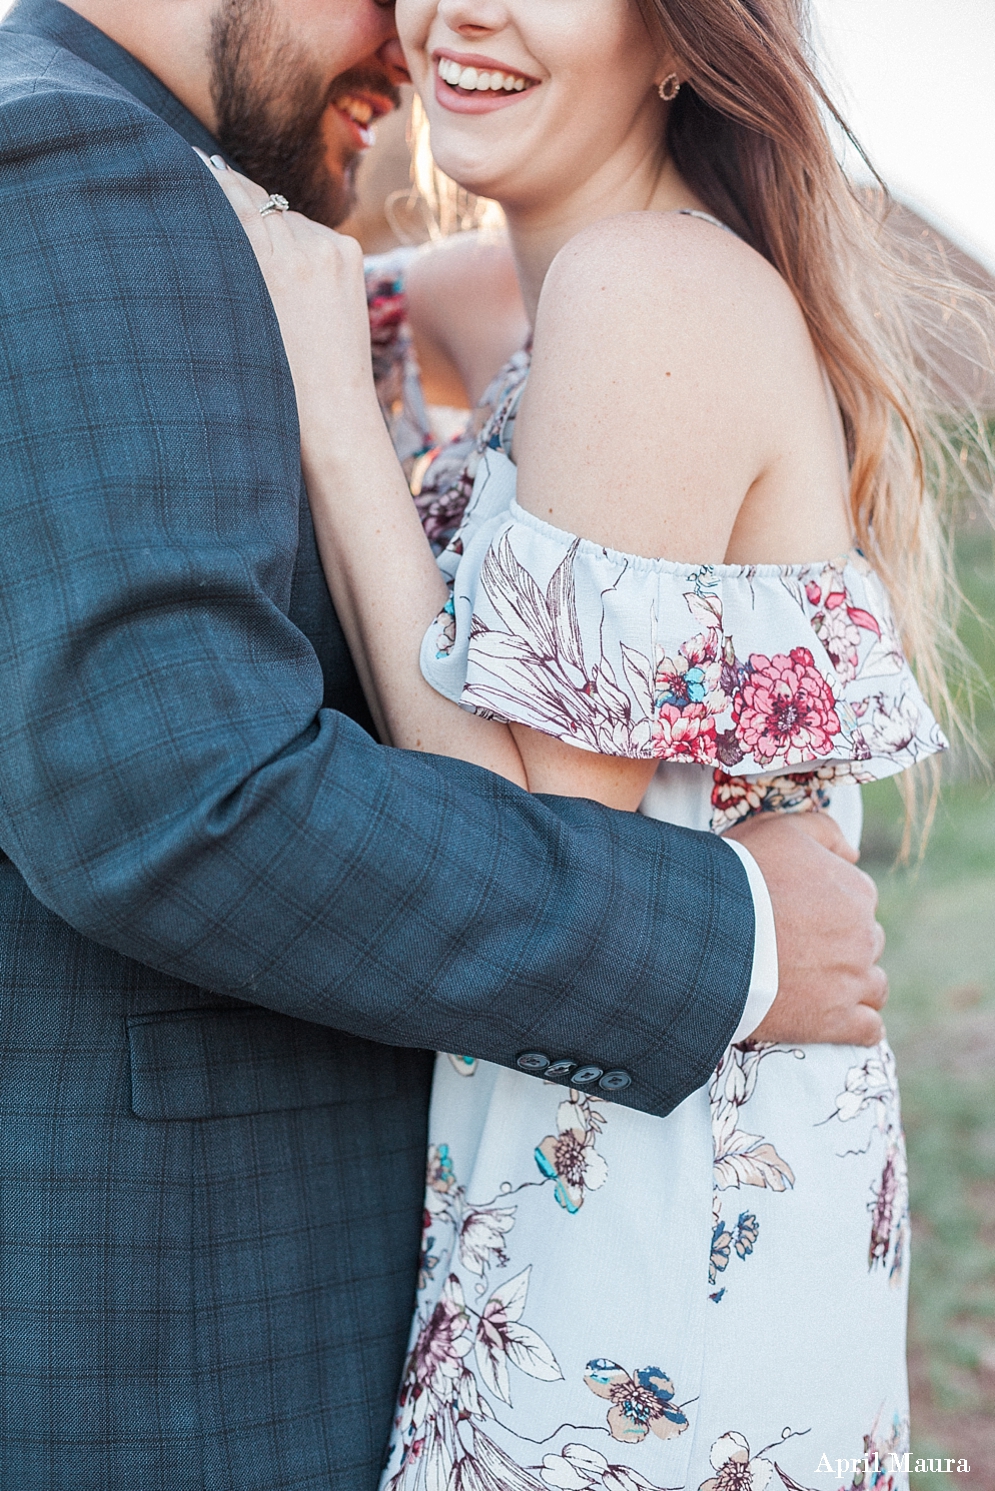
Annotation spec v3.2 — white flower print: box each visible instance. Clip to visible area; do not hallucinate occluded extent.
[699,1433,775,1491]
[827,1043,909,1281]
[459,1204,517,1275]
[535,1095,609,1213]
[859,691,921,758]
[541,1443,673,1491]
[464,533,656,757]
[708,1044,798,1298]
[711,1045,797,1194]
[475,1267,564,1405]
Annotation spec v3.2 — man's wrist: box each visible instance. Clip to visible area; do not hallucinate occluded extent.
[722,837,779,1041]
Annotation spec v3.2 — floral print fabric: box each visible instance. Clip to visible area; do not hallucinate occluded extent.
[367,306,936,1491]
[419,446,947,824]
[381,1047,914,1491]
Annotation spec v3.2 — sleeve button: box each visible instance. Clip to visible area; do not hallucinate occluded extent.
[516,1051,550,1073]
[599,1069,632,1091]
[544,1060,576,1079]
[571,1065,604,1086]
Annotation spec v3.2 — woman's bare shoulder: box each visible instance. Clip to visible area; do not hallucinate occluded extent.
[538,209,809,387]
[514,211,825,562]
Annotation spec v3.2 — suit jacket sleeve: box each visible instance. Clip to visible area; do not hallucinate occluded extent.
[0,74,756,1118]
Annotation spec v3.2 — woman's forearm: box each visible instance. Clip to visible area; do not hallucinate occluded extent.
[302,412,528,785]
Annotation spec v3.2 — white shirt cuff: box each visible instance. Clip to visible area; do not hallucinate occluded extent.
[723,839,779,1042]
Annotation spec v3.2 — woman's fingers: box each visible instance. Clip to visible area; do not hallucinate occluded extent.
[190,147,374,450]
[193,149,267,209]
[193,149,362,277]
[193,150,299,261]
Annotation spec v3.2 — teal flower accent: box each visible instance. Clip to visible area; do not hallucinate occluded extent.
[585,1360,689,1444]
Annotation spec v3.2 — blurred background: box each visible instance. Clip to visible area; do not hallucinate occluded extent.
[2,0,991,1480]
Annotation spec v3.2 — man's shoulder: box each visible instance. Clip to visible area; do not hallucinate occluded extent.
[0,24,186,176]
[0,20,275,400]
[0,23,242,289]
[0,23,139,112]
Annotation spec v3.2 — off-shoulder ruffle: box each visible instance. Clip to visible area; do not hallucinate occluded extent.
[420,448,948,782]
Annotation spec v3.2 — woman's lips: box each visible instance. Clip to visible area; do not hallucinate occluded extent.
[432,53,539,115]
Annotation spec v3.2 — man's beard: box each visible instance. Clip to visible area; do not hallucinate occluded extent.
[209,0,398,227]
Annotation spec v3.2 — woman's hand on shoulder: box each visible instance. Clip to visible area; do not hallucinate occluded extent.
[513,210,819,562]
[198,152,378,459]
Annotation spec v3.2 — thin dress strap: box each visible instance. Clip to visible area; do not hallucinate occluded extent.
[673,207,736,235]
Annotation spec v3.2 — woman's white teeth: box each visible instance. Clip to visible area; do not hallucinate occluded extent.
[438,58,529,92]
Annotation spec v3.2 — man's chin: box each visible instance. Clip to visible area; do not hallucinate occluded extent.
[316,112,365,226]
[311,156,360,229]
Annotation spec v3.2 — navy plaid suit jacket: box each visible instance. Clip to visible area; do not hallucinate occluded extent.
[0,2,756,1485]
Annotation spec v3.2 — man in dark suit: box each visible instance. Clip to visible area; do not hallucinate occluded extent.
[0,0,887,1485]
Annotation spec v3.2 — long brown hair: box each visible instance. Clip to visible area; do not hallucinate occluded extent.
[636,0,994,836]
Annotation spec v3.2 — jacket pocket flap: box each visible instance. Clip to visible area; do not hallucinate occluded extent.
[127,1006,397,1120]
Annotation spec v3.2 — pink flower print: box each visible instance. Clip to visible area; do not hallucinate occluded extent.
[652,703,718,764]
[410,1275,474,1398]
[535,1098,608,1213]
[584,1361,689,1445]
[815,604,862,683]
[846,605,880,637]
[807,562,884,683]
[733,648,842,766]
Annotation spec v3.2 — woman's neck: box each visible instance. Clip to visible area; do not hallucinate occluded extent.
[502,150,704,325]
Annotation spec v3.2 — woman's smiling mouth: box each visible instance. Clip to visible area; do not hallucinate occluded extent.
[433,51,540,113]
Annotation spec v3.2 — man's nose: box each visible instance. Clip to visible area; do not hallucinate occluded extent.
[376,37,411,87]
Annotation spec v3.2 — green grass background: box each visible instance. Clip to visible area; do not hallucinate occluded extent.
[862,521,995,1486]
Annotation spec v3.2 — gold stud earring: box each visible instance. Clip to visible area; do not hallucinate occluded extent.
[658,73,681,102]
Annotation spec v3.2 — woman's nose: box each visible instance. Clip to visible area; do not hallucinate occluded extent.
[437,0,510,37]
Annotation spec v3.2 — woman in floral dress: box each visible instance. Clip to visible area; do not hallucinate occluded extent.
[204,0,988,1486]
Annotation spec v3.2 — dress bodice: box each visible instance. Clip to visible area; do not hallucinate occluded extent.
[416,355,946,833]
[364,252,947,835]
